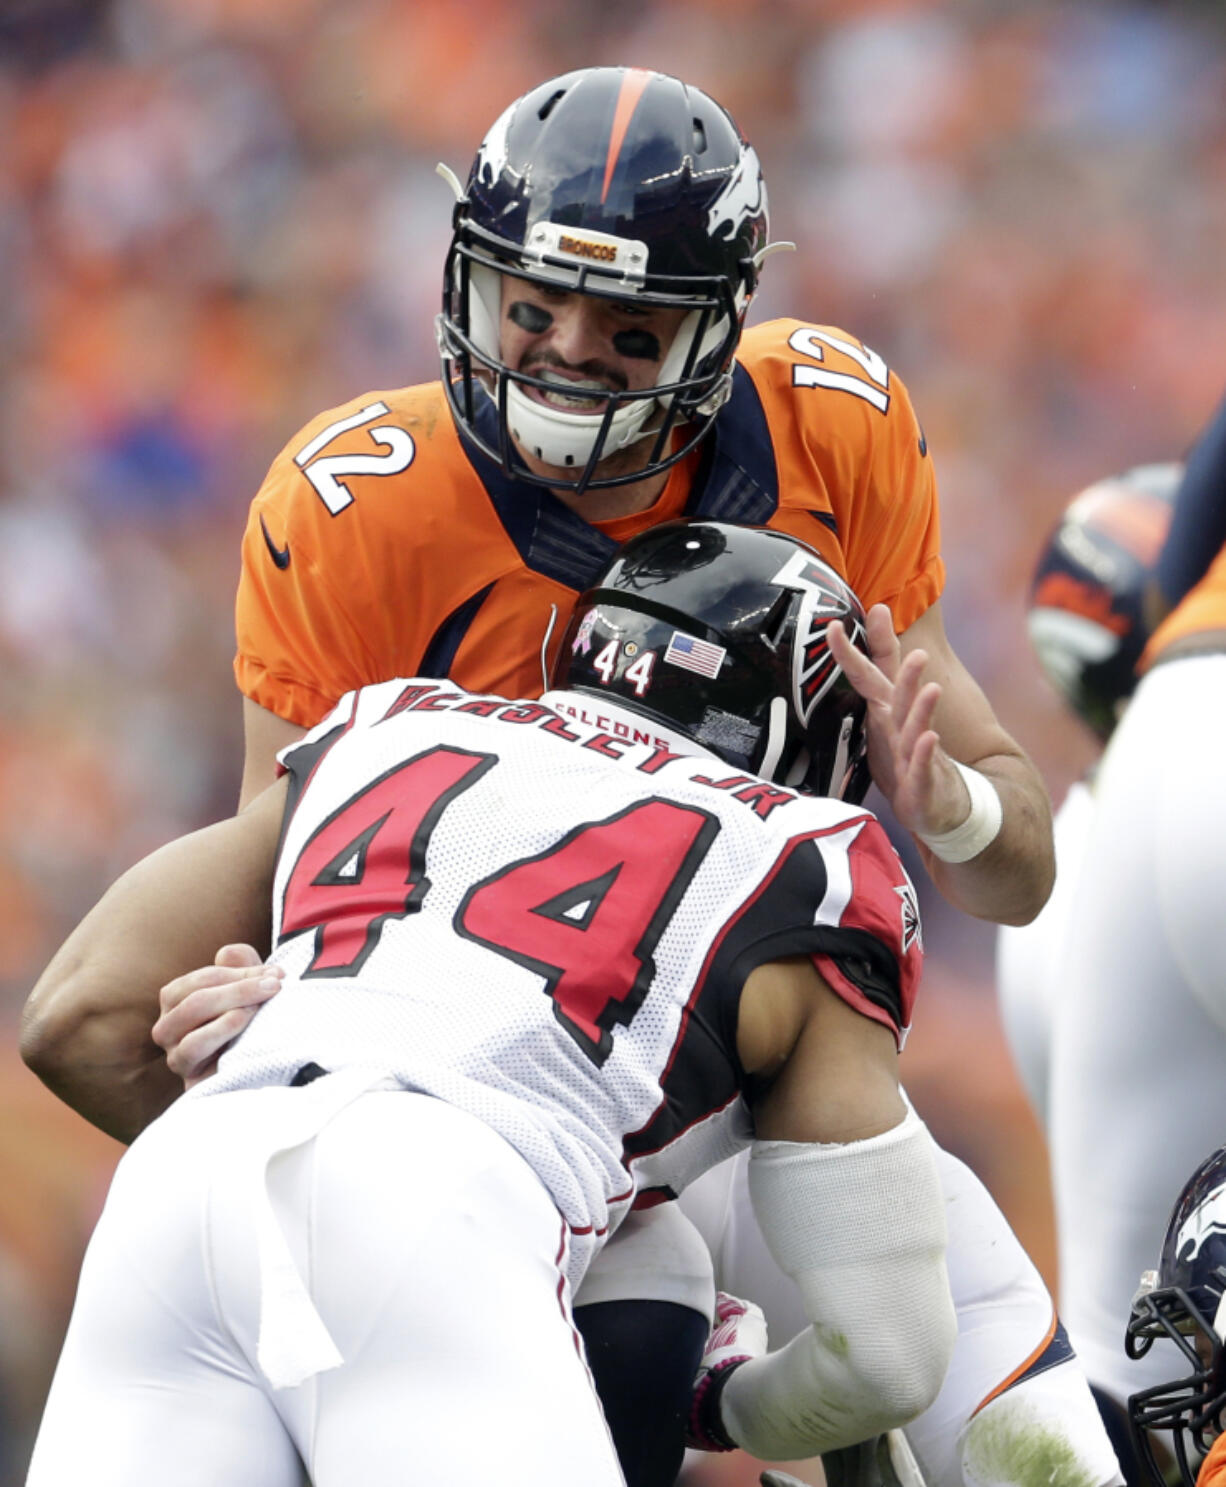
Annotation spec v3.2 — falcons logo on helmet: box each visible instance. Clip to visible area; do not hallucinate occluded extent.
[771,550,867,726]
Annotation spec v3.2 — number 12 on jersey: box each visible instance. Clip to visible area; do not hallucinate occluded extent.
[278,746,721,1064]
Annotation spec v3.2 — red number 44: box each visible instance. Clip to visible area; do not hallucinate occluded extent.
[278,746,719,1064]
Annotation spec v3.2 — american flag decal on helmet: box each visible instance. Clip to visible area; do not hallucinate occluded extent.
[770,549,866,726]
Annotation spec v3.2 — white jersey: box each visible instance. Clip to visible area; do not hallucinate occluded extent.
[203,680,922,1285]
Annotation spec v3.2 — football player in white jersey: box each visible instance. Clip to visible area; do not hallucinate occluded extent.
[113,524,1127,1487]
[23,522,958,1487]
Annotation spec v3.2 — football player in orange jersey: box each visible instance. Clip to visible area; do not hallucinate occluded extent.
[22,66,1088,1487]
[225,66,1052,936]
[997,461,1180,1128]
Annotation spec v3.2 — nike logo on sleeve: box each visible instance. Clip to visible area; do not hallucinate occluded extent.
[260,515,291,569]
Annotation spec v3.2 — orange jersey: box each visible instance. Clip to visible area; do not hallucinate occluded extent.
[235,318,944,728]
[1145,540,1226,665]
[1199,1432,1226,1487]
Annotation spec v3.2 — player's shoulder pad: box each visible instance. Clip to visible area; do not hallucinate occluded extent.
[268,382,441,462]
[737,317,911,427]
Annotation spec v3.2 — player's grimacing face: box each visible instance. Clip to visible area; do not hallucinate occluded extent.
[497,275,687,418]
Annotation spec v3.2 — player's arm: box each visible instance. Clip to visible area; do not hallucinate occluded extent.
[694,956,956,1462]
[240,697,307,809]
[830,599,1054,926]
[19,779,287,1144]
[801,343,1053,924]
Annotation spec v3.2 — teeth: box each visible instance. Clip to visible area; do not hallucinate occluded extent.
[536,372,609,410]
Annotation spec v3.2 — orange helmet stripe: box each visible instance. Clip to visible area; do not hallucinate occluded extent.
[602,69,654,205]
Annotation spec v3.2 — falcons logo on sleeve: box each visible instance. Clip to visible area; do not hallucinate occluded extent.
[895,880,922,954]
[771,551,868,725]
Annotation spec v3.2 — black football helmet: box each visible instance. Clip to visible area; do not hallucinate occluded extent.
[437,66,771,493]
[1126,1146,1226,1487]
[1028,463,1179,742]
[552,520,872,800]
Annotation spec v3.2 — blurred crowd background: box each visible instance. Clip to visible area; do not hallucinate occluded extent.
[2,0,1225,1479]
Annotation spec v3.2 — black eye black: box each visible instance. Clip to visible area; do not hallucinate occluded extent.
[611,329,662,361]
[508,301,554,334]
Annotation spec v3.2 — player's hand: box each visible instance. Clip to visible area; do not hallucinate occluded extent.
[153,943,283,1089]
[826,606,969,839]
[686,1291,769,1452]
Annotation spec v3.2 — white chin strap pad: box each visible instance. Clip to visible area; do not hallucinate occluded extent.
[720,1106,957,1461]
[504,381,654,470]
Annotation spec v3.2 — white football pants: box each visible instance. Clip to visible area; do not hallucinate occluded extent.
[1048,654,1226,1408]
[27,1082,624,1487]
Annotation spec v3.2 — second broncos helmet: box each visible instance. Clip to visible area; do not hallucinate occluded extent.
[552,521,872,800]
[1127,1146,1226,1487]
[1028,463,1180,741]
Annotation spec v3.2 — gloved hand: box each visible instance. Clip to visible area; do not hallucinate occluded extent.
[685,1290,769,1452]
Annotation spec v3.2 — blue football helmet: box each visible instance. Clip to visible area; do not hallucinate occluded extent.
[1028,463,1179,741]
[437,67,771,493]
[1127,1146,1226,1487]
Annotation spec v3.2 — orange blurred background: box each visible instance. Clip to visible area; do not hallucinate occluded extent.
[4,0,1225,1479]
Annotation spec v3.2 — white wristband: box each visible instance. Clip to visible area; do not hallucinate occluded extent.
[915,760,1002,864]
